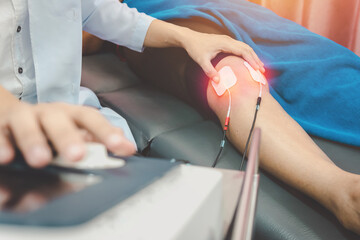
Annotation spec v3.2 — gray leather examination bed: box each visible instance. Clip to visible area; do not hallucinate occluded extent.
[82,53,360,240]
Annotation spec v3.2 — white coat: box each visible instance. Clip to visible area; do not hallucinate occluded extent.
[27,0,154,145]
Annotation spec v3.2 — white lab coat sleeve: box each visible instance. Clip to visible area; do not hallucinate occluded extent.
[78,87,137,149]
[82,0,154,52]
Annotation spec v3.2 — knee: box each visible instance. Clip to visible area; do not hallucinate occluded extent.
[207,55,269,115]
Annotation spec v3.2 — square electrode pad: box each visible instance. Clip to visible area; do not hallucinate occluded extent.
[211,66,238,96]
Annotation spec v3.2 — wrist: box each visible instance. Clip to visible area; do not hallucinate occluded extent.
[144,19,194,49]
[174,26,193,48]
[159,22,192,48]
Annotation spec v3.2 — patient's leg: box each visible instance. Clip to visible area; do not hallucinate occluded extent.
[207,55,360,233]
[123,18,360,233]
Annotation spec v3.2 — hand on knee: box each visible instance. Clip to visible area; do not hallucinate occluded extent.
[207,55,269,115]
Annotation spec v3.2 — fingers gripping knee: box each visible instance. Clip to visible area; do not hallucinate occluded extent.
[206,55,269,117]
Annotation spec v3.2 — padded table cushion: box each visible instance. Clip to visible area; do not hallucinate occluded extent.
[98,87,202,152]
[82,53,360,240]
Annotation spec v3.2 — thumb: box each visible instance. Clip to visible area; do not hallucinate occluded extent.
[201,60,219,83]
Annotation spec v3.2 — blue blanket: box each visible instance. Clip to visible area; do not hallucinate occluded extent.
[124,0,360,146]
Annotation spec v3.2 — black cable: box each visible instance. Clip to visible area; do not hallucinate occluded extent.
[240,97,261,171]
[212,130,227,167]
[212,89,231,168]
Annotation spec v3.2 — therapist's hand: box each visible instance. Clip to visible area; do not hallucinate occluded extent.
[181,30,265,82]
[144,19,264,83]
[0,102,136,168]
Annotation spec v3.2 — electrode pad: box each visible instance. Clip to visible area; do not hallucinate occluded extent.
[243,61,266,85]
[212,66,238,96]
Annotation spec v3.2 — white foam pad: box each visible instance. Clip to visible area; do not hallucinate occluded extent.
[243,61,266,85]
[211,66,238,96]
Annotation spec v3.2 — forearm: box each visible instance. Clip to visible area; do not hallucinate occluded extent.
[143,19,190,49]
[143,18,264,79]
[82,19,193,54]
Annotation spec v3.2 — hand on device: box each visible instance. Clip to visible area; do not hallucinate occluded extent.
[0,102,136,168]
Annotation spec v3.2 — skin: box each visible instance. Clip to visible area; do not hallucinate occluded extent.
[143,19,265,82]
[3,1,359,234]
[1,16,261,167]
[209,56,360,234]
[0,89,136,168]
[82,17,360,234]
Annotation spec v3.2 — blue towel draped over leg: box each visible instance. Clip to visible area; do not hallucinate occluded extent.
[124,0,360,146]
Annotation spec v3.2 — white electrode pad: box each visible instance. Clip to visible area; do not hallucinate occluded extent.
[212,66,238,96]
[243,61,267,85]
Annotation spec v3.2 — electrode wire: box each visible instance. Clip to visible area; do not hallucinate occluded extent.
[240,82,262,170]
[212,88,231,168]
[226,88,232,117]
[213,82,263,169]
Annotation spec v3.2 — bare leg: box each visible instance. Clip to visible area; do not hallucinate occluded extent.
[118,18,360,233]
[207,55,360,233]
